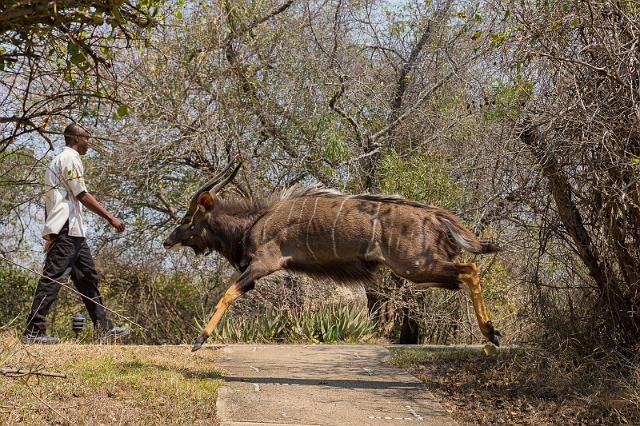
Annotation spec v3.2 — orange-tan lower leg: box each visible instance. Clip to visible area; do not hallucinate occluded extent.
[192,272,240,352]
[203,285,241,336]
[458,263,501,346]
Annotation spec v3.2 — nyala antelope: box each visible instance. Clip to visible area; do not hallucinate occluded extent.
[163,161,501,351]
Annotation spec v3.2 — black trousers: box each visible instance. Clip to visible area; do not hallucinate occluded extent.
[26,222,113,333]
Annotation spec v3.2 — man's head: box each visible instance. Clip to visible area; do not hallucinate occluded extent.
[64,123,90,155]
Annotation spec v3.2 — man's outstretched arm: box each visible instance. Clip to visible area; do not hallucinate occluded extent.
[76,191,125,232]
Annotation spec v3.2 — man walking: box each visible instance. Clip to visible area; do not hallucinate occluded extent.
[22,123,130,344]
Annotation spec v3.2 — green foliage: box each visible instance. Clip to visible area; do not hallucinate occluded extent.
[112,104,130,121]
[622,0,639,15]
[313,115,352,166]
[480,260,517,319]
[482,76,532,121]
[0,149,39,215]
[213,304,376,344]
[35,263,206,344]
[95,267,204,344]
[322,133,351,164]
[0,0,168,149]
[0,267,37,327]
[489,26,515,46]
[117,104,130,118]
[378,149,463,209]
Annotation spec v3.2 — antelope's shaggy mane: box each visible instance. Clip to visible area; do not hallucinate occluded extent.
[218,184,448,216]
[281,185,454,212]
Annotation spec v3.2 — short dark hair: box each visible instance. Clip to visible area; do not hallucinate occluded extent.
[63,123,89,146]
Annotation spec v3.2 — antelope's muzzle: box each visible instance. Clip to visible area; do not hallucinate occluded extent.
[163,239,179,250]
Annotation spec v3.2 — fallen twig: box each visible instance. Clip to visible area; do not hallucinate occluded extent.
[0,367,67,378]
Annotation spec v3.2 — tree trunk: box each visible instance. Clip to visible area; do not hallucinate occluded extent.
[520,123,639,347]
[399,307,420,344]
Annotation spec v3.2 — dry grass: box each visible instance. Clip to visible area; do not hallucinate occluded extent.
[0,331,223,425]
[388,346,640,425]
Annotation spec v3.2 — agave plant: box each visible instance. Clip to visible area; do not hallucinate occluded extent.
[288,304,376,343]
[256,312,288,342]
[210,304,375,344]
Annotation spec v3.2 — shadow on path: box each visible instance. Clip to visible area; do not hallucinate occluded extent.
[223,375,426,389]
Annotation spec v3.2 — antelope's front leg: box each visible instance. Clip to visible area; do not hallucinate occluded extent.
[192,272,241,352]
[458,263,501,346]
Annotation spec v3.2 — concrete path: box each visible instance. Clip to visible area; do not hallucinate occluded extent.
[214,344,456,426]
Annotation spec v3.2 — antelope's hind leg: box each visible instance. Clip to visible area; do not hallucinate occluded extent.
[393,260,501,346]
[192,271,257,352]
[458,263,501,346]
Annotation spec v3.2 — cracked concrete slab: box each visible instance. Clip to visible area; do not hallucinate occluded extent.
[215,344,456,426]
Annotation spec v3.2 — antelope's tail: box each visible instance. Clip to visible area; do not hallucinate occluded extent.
[442,218,501,254]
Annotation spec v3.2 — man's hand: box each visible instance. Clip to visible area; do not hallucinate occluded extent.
[108,216,125,233]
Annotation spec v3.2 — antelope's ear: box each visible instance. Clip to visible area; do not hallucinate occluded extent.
[197,192,215,211]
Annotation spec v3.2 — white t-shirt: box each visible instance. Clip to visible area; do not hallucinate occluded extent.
[42,147,88,239]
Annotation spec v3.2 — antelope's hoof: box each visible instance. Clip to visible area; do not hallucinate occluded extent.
[484,321,501,347]
[191,332,210,352]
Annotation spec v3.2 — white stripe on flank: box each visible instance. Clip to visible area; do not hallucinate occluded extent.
[286,199,297,221]
[297,198,308,251]
[283,199,297,239]
[306,198,320,260]
[385,205,393,251]
[261,201,283,242]
[366,202,381,255]
[298,197,308,223]
[332,198,348,257]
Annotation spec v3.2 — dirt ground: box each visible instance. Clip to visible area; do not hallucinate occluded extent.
[0,332,222,425]
[387,346,639,425]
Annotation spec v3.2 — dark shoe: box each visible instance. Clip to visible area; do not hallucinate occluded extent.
[100,325,130,341]
[21,331,60,345]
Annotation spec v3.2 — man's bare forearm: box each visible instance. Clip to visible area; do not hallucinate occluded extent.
[76,192,125,232]
[77,192,113,221]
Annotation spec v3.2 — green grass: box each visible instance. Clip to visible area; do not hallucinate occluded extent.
[71,356,221,402]
[1,341,223,425]
[388,346,492,364]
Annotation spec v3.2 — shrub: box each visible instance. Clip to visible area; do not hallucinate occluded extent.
[0,267,37,327]
[213,304,376,344]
